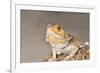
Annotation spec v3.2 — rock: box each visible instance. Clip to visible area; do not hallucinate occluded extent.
[43,45,89,62]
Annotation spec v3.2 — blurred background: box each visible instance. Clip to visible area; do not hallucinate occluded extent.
[20,10,89,63]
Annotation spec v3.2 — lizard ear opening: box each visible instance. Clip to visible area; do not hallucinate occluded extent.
[66,32,72,41]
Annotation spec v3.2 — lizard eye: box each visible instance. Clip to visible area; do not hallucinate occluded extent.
[57,27,61,30]
[54,24,61,31]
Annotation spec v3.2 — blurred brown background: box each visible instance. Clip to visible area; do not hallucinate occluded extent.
[20,10,89,63]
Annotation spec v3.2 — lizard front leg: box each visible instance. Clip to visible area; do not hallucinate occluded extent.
[48,48,57,61]
[51,48,57,61]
